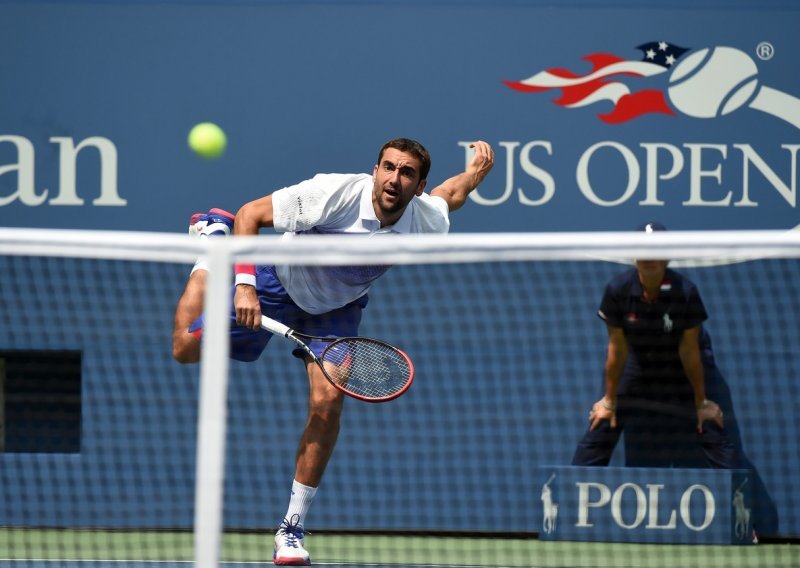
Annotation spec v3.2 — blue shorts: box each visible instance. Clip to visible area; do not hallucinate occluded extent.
[188,265,368,362]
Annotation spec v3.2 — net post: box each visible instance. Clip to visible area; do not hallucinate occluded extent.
[193,239,232,568]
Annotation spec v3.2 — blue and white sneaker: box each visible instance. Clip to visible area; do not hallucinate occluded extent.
[273,516,310,566]
[188,207,235,238]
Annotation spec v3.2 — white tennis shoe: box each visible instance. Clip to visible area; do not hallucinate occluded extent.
[273,516,310,566]
[188,208,235,238]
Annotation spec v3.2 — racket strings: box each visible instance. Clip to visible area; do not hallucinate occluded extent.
[322,338,412,399]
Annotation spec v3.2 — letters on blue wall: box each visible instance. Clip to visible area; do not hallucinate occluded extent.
[1,1,798,233]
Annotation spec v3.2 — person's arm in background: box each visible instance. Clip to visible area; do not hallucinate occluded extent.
[680,325,724,433]
[589,325,627,430]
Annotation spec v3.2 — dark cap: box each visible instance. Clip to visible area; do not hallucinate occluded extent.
[636,221,667,233]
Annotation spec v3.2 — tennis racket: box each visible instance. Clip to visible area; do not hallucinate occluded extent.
[260,315,414,403]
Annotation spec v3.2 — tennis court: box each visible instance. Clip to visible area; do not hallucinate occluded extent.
[1,529,798,568]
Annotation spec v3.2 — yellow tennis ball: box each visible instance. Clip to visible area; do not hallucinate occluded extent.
[188,122,227,159]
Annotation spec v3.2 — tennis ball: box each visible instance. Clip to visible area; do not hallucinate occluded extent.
[188,122,227,159]
[667,47,759,118]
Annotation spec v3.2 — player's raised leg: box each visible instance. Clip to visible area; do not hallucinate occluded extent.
[172,208,235,364]
[172,270,207,364]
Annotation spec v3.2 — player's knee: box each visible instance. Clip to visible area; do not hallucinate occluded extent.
[172,347,199,365]
[172,336,200,364]
[309,391,344,421]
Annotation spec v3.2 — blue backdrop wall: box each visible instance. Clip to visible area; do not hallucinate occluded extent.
[1,0,798,538]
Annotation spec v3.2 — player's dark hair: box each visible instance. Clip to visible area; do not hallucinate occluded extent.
[378,138,432,181]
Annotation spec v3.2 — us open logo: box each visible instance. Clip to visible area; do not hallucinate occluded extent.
[504,42,800,130]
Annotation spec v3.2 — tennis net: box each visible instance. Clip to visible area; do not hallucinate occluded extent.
[0,228,798,568]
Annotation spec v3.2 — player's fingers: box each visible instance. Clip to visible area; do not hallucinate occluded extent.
[471,143,494,177]
[251,311,262,330]
[471,141,491,158]
[483,142,495,162]
[244,307,260,330]
[235,306,258,330]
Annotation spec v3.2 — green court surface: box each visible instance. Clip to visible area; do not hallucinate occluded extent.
[1,529,798,568]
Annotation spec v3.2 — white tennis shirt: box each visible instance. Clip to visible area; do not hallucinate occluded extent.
[271,173,450,314]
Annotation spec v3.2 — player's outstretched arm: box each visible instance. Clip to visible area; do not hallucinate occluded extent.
[233,195,276,330]
[679,326,724,432]
[430,141,494,211]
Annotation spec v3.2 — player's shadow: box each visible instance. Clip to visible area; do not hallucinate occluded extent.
[705,363,779,537]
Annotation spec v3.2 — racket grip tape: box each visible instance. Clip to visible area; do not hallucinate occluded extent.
[260,316,291,337]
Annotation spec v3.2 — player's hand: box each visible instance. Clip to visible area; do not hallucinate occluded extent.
[234,284,262,330]
[696,399,724,433]
[588,397,617,431]
[466,141,494,186]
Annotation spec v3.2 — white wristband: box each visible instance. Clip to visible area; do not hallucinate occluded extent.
[601,398,616,411]
[234,273,256,287]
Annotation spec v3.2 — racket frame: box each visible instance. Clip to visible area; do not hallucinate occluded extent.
[260,315,413,402]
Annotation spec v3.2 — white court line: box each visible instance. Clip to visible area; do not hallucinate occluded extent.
[0,560,539,568]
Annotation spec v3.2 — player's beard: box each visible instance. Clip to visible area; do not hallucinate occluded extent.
[373,181,416,220]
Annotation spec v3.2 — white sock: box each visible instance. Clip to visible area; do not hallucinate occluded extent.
[281,479,317,530]
[190,258,209,274]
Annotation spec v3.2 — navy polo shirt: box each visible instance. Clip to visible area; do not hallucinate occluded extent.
[598,267,709,379]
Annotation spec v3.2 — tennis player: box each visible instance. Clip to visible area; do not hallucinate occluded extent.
[172,138,494,566]
[571,221,738,469]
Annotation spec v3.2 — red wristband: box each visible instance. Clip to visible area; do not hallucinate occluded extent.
[234,263,255,276]
[234,263,256,286]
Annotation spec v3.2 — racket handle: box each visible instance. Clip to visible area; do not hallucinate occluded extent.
[260,315,291,337]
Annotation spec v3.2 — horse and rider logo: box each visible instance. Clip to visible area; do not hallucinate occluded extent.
[541,472,559,534]
[733,477,752,541]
